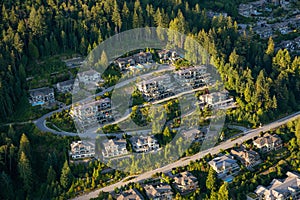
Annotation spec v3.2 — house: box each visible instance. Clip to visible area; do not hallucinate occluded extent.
[174,66,210,89]
[70,98,112,128]
[136,74,174,101]
[56,79,77,93]
[69,141,95,159]
[208,154,240,181]
[76,69,103,85]
[253,133,282,153]
[29,87,55,106]
[102,139,128,158]
[129,135,159,153]
[173,171,198,193]
[144,184,173,200]
[115,57,136,71]
[247,171,300,200]
[115,51,153,71]
[230,145,261,169]
[182,128,205,142]
[239,4,254,17]
[157,49,180,63]
[133,52,153,64]
[199,91,234,109]
[117,189,144,200]
[63,57,84,68]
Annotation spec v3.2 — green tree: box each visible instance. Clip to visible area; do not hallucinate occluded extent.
[28,42,39,60]
[266,37,274,56]
[28,7,45,36]
[206,167,217,191]
[47,165,57,184]
[163,126,171,143]
[295,119,300,147]
[0,171,13,200]
[60,160,73,189]
[218,182,229,200]
[18,133,31,160]
[18,151,33,193]
[112,0,122,33]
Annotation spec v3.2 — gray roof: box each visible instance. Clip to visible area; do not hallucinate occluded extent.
[57,79,75,87]
[29,87,54,96]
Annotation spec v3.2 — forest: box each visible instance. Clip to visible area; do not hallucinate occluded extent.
[0,0,299,126]
[0,0,300,199]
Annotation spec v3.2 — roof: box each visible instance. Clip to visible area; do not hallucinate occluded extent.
[174,171,198,186]
[231,147,259,161]
[75,98,111,108]
[253,133,282,146]
[208,154,238,169]
[103,139,127,149]
[77,69,100,77]
[254,172,300,199]
[29,87,54,96]
[176,66,207,74]
[130,135,157,145]
[138,74,171,85]
[144,184,173,199]
[117,189,143,200]
[57,79,75,87]
[70,141,95,151]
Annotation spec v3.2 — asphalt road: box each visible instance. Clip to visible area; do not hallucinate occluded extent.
[72,110,300,200]
[34,65,174,136]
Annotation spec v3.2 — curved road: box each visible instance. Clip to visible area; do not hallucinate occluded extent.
[34,65,174,136]
[73,110,300,200]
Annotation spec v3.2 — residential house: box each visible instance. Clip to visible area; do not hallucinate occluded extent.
[64,57,84,68]
[198,91,234,109]
[247,171,300,200]
[76,69,103,85]
[174,66,210,89]
[56,79,77,93]
[130,135,159,153]
[144,184,173,200]
[70,98,112,128]
[102,139,128,158]
[29,87,55,106]
[231,145,261,169]
[115,51,153,71]
[182,128,205,142]
[133,52,153,64]
[208,154,240,181]
[117,189,144,200]
[69,141,95,159]
[239,4,254,17]
[173,171,198,193]
[115,57,136,71]
[253,133,282,153]
[207,11,228,18]
[136,74,174,101]
[158,49,180,63]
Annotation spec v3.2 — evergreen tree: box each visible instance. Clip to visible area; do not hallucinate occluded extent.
[18,151,33,193]
[206,167,217,191]
[0,171,13,200]
[18,133,31,160]
[60,160,73,189]
[218,182,229,200]
[47,165,57,184]
[266,37,274,56]
[112,0,122,33]
[296,119,300,147]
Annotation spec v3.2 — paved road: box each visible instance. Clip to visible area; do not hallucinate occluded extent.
[34,65,174,135]
[73,110,300,200]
